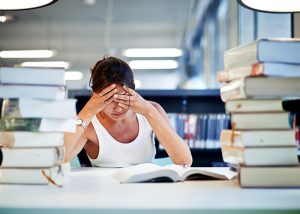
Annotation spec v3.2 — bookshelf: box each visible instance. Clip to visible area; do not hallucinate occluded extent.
[69,89,228,167]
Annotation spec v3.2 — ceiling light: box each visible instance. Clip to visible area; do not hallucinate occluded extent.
[123,48,183,58]
[129,60,179,70]
[0,15,15,23]
[0,0,58,10]
[20,61,69,69]
[237,0,300,13]
[0,50,54,58]
[65,71,83,81]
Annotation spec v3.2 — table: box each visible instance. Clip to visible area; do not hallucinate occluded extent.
[0,167,300,214]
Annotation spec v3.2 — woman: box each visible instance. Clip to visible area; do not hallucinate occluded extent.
[65,56,192,167]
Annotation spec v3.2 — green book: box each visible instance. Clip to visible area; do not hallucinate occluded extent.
[0,118,76,132]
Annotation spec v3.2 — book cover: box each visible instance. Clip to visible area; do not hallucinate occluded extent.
[0,98,77,118]
[0,146,64,167]
[217,62,300,83]
[0,67,66,86]
[0,164,66,185]
[220,77,300,102]
[0,84,66,100]
[0,131,64,148]
[224,38,300,69]
[239,166,300,188]
[230,112,294,130]
[0,118,76,132]
[220,129,297,147]
[225,99,283,113]
[221,145,299,166]
[111,163,237,183]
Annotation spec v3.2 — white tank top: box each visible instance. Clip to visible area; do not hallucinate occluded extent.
[88,113,156,167]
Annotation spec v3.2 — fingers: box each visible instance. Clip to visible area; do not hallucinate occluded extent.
[123,85,136,95]
[118,102,130,110]
[99,84,116,97]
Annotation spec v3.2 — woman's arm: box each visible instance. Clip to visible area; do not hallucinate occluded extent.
[64,84,117,162]
[115,86,193,166]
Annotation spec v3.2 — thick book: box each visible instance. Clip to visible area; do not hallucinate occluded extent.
[0,164,66,185]
[0,67,66,85]
[0,146,64,167]
[220,129,296,147]
[225,99,283,113]
[221,145,299,166]
[220,76,300,102]
[217,62,300,83]
[0,131,64,148]
[0,98,77,118]
[0,84,66,100]
[239,166,300,188]
[0,118,76,132]
[111,163,237,183]
[230,112,293,130]
[224,38,300,69]
[218,62,300,83]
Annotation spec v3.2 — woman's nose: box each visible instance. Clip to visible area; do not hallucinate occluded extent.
[113,102,123,112]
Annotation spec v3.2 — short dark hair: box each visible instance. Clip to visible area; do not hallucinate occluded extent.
[89,56,135,93]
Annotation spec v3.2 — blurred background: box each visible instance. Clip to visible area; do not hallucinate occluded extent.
[0,0,297,90]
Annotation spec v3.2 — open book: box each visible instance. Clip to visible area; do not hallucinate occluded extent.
[111,163,237,183]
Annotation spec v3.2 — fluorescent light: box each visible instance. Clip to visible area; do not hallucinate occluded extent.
[123,48,183,58]
[0,0,58,10]
[0,50,54,58]
[134,79,142,89]
[237,0,300,13]
[65,71,83,81]
[20,61,69,69]
[129,60,179,70]
[0,15,15,23]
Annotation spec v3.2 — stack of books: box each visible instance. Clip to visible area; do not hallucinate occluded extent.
[218,38,300,188]
[0,67,77,186]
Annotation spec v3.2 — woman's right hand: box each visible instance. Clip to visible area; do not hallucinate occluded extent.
[84,84,117,116]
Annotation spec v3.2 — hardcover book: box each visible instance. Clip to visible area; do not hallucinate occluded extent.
[0,146,64,167]
[0,98,77,118]
[0,118,76,132]
[230,112,294,130]
[220,129,296,147]
[0,67,66,86]
[220,77,300,102]
[225,99,283,113]
[217,62,300,83]
[0,164,67,185]
[111,163,237,183]
[0,131,64,148]
[221,145,299,166]
[0,84,66,100]
[239,166,300,188]
[224,38,300,69]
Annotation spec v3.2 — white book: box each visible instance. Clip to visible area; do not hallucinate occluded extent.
[111,163,237,183]
[0,118,76,132]
[239,166,300,188]
[0,67,65,85]
[224,38,300,69]
[0,146,64,167]
[220,129,297,147]
[225,99,283,113]
[0,164,67,185]
[0,131,64,148]
[0,84,66,100]
[1,98,77,118]
[221,146,299,166]
[230,112,293,130]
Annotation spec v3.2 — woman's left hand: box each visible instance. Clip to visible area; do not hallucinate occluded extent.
[113,86,152,115]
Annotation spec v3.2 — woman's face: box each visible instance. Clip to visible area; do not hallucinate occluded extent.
[101,84,129,120]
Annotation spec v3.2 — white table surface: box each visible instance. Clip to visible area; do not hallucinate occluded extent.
[0,167,300,214]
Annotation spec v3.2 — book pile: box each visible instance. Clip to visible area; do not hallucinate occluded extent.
[0,67,77,186]
[218,38,300,188]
